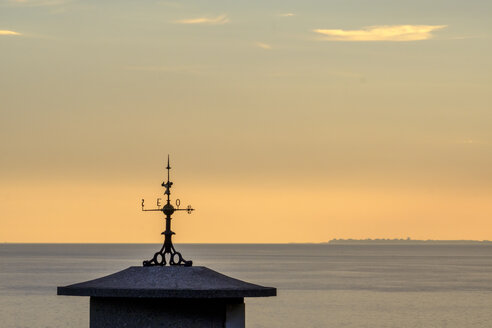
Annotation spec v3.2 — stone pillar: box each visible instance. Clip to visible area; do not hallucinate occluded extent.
[226,302,245,328]
[58,266,274,328]
[90,297,244,328]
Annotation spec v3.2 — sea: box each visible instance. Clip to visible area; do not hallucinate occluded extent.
[1,243,491,328]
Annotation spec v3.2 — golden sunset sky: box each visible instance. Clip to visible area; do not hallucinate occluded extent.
[1,0,491,242]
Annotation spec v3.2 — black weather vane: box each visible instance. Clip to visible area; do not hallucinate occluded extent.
[141,155,194,266]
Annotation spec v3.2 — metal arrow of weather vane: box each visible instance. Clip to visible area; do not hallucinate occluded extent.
[141,155,194,267]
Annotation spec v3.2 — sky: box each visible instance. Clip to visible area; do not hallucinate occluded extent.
[1,0,491,243]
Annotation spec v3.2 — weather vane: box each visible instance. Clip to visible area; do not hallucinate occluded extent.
[141,155,194,266]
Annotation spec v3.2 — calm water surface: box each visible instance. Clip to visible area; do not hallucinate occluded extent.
[1,244,491,327]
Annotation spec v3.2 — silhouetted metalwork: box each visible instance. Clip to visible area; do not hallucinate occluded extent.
[141,155,194,266]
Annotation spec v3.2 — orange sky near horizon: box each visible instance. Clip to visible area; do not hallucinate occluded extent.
[2,174,492,243]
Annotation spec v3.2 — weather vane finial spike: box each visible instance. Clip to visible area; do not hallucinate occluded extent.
[141,156,194,267]
[166,154,171,186]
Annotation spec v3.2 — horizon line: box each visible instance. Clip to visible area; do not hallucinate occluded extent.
[2,240,491,245]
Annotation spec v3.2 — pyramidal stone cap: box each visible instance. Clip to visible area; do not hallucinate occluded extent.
[57,266,276,298]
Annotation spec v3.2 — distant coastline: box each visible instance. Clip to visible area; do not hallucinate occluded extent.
[326,238,492,245]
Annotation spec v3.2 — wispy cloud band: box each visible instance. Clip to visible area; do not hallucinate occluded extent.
[314,25,447,41]
[0,30,21,36]
[174,14,229,25]
[7,0,69,6]
[125,65,204,74]
[255,42,272,50]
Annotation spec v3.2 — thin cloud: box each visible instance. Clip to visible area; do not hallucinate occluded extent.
[313,25,447,41]
[174,14,229,25]
[7,0,69,6]
[279,13,295,17]
[0,30,21,36]
[255,42,272,50]
[125,65,204,74]
[457,138,480,145]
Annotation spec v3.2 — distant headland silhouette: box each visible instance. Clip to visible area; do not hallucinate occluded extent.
[326,238,492,245]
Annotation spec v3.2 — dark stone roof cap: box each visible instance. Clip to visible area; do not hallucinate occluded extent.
[57,266,276,298]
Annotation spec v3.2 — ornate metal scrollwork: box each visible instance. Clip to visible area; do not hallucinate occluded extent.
[141,155,194,267]
[143,244,192,267]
